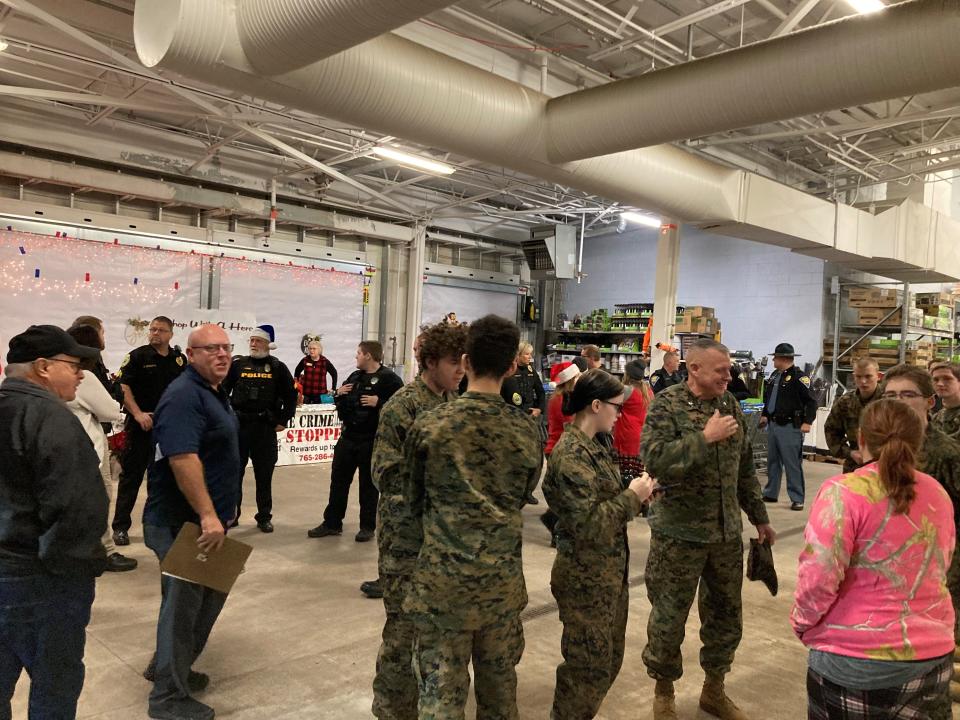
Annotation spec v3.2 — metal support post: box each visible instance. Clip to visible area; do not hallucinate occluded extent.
[403,224,427,382]
[899,281,910,363]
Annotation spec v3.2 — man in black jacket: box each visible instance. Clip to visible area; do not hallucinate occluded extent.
[223,325,297,533]
[0,325,106,719]
[309,341,403,542]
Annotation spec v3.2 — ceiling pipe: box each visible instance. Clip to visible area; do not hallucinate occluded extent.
[133,0,741,224]
[546,0,960,162]
[237,0,459,75]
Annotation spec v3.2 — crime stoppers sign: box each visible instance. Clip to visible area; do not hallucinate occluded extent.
[276,404,341,466]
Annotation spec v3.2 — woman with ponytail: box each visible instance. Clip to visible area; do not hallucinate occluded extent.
[543,369,655,719]
[792,399,955,718]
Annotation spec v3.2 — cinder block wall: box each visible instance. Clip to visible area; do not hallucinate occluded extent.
[563,226,825,363]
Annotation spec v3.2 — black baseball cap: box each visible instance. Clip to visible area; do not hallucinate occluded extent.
[7,325,100,364]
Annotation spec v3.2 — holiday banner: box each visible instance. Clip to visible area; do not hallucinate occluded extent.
[0,229,203,372]
[217,257,365,384]
[276,404,341,466]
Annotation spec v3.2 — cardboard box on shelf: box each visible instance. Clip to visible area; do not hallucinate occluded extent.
[675,315,699,333]
[683,306,714,319]
[848,288,899,307]
[857,308,902,326]
[915,292,953,307]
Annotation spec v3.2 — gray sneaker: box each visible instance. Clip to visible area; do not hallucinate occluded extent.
[355,528,375,542]
[148,697,214,720]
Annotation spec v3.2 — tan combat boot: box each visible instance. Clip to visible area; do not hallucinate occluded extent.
[653,680,678,720]
[699,674,749,720]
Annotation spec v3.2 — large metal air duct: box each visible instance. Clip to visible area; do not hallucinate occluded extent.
[546,0,960,162]
[133,0,741,223]
[237,0,459,75]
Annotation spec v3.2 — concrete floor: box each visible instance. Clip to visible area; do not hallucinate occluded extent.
[10,460,931,719]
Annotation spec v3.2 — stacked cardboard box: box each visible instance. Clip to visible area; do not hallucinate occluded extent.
[675,306,718,335]
[848,288,899,308]
[822,336,870,362]
[856,307,923,326]
[847,340,936,369]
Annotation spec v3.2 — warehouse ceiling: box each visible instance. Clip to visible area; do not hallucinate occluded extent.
[0,0,957,242]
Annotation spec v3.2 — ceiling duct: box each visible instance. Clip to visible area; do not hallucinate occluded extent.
[523,225,577,280]
[545,0,960,162]
[132,0,960,281]
[237,0,458,75]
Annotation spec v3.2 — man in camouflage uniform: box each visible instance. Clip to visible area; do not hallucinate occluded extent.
[931,362,960,439]
[880,365,960,712]
[401,315,542,719]
[824,356,881,473]
[370,322,467,720]
[642,338,775,720]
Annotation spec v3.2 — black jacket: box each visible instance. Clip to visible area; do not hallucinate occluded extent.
[224,354,298,427]
[650,368,683,394]
[0,378,107,577]
[335,365,404,438]
[762,364,817,425]
[502,364,545,414]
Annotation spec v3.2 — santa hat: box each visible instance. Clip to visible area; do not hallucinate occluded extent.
[551,361,580,386]
[250,324,277,350]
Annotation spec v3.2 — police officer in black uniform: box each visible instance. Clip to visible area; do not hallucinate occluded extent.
[308,341,403,542]
[650,350,683,394]
[112,315,186,546]
[760,342,817,510]
[223,325,297,533]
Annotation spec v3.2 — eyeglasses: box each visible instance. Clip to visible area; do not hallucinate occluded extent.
[881,391,925,400]
[44,357,83,373]
[190,344,234,354]
[601,400,624,415]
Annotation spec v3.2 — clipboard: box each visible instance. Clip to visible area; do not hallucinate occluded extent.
[159,522,253,594]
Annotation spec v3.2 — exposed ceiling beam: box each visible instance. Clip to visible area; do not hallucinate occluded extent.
[588,0,753,61]
[770,0,821,37]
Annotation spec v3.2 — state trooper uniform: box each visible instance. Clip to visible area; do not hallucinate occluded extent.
[762,343,817,509]
[224,329,297,530]
[112,342,186,541]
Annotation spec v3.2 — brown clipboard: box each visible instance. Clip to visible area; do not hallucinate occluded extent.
[159,522,253,594]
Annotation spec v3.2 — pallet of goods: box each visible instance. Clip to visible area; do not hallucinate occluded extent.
[847,288,900,308]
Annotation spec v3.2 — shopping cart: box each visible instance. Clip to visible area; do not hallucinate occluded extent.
[741,400,767,476]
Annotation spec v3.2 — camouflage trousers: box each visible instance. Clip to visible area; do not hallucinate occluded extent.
[551,581,629,720]
[642,533,744,682]
[413,614,525,720]
[372,573,417,720]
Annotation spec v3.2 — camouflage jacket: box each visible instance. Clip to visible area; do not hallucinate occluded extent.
[920,423,960,532]
[401,391,543,629]
[932,405,960,440]
[641,382,769,543]
[823,387,881,473]
[371,376,455,576]
[544,425,641,595]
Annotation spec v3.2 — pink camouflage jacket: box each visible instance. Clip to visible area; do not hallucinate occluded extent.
[791,464,956,660]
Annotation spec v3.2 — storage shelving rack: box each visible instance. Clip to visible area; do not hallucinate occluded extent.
[825,278,957,404]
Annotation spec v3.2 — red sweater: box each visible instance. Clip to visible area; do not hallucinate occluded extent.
[613,385,651,457]
[545,394,572,456]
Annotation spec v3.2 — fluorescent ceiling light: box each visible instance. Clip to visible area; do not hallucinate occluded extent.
[845,0,885,13]
[0,40,8,53]
[621,211,662,228]
[373,146,455,175]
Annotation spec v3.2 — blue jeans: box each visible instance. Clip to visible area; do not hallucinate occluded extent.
[0,572,95,720]
[144,525,227,710]
[765,423,805,504]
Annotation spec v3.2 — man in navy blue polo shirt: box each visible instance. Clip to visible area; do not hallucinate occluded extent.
[142,324,240,720]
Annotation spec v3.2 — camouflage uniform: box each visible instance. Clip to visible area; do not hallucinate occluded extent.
[823,387,881,473]
[640,382,769,682]
[919,424,960,647]
[543,424,642,719]
[401,391,542,719]
[371,376,455,720]
[918,423,960,720]
[931,405,960,439]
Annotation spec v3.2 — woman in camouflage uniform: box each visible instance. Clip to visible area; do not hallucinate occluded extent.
[544,369,655,719]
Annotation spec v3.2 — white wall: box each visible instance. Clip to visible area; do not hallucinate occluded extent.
[565,226,826,363]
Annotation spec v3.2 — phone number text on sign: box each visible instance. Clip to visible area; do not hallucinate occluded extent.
[276,405,341,466]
